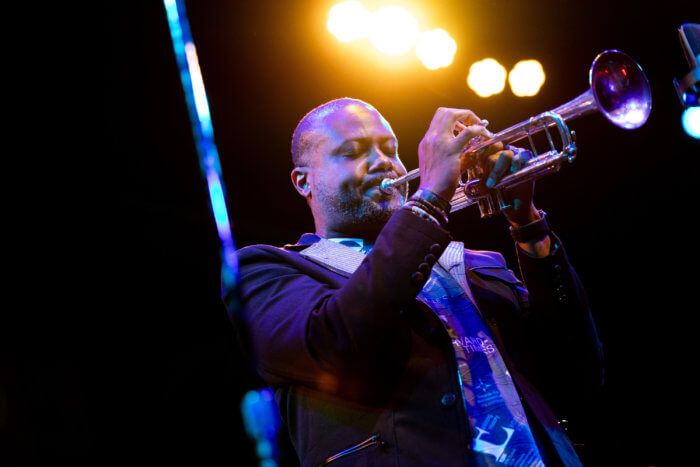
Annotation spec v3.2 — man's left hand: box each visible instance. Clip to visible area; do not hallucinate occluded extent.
[480,145,539,227]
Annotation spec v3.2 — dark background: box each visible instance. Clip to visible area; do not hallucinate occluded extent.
[7,0,700,465]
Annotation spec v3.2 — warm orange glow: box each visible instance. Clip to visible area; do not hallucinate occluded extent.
[326,2,457,69]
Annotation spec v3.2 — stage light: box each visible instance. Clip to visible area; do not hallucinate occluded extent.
[682,106,700,139]
[508,59,545,97]
[467,58,507,97]
[368,6,419,56]
[327,1,371,42]
[415,28,457,70]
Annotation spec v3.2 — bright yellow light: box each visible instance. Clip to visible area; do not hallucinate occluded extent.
[415,29,457,70]
[509,60,546,97]
[467,58,507,97]
[327,1,371,42]
[368,6,419,56]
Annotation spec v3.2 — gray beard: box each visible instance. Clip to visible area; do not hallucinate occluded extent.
[316,183,408,233]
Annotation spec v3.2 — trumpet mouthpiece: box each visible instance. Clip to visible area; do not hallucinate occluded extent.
[379,178,395,193]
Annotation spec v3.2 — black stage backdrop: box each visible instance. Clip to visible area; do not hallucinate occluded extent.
[8,0,699,465]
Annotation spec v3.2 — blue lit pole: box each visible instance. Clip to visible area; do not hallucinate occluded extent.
[241,388,282,467]
[162,0,238,288]
[162,2,281,465]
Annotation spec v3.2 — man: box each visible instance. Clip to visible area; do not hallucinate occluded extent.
[224,98,603,466]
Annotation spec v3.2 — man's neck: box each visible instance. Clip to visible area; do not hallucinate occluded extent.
[315,224,381,244]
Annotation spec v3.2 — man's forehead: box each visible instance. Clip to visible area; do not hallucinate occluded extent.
[321,103,395,141]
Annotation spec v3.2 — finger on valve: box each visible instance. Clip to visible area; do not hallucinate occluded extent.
[454,119,489,136]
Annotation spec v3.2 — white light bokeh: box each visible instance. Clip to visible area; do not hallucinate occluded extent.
[367,6,419,56]
[508,60,546,97]
[682,106,700,139]
[415,29,457,70]
[467,58,507,97]
[326,1,371,42]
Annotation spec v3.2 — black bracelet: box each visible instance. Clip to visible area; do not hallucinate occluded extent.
[412,188,452,214]
[509,210,550,243]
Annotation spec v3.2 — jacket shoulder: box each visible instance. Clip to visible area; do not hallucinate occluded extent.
[238,243,291,259]
[235,242,345,289]
[237,242,312,265]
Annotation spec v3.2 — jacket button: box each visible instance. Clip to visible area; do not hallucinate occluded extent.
[424,254,437,265]
[418,262,430,275]
[411,271,424,284]
[441,393,456,407]
[430,244,442,256]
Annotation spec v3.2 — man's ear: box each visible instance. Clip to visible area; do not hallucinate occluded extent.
[291,166,312,198]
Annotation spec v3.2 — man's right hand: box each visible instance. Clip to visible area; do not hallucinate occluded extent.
[417,108,491,202]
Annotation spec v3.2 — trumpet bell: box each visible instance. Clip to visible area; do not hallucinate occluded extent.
[590,49,652,129]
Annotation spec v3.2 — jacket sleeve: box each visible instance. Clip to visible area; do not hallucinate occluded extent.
[514,233,604,409]
[226,209,452,398]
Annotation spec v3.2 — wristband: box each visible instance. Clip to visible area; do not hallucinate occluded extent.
[412,188,452,214]
[509,210,550,243]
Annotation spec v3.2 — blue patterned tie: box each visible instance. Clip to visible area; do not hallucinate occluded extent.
[419,266,546,466]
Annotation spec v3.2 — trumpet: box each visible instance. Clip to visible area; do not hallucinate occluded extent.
[380,50,652,217]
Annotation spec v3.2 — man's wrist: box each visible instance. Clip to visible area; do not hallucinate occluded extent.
[412,188,452,214]
[416,181,456,207]
[509,209,549,244]
[505,203,541,228]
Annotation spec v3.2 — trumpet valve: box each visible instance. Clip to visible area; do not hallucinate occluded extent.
[464,178,483,198]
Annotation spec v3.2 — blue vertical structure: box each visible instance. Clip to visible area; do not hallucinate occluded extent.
[162,1,280,465]
[161,0,238,287]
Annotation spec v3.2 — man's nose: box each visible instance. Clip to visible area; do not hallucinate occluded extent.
[367,146,394,173]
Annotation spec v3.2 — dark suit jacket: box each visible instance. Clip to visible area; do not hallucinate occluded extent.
[226,209,603,466]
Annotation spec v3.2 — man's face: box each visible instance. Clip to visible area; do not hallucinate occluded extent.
[308,104,408,236]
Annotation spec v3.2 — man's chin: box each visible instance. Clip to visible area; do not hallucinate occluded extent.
[319,187,404,233]
[357,197,402,225]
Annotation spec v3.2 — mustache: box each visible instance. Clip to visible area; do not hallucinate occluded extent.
[361,172,409,199]
[361,172,399,191]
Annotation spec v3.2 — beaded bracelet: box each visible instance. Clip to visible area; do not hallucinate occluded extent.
[407,191,449,227]
[409,198,448,227]
[402,202,442,227]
